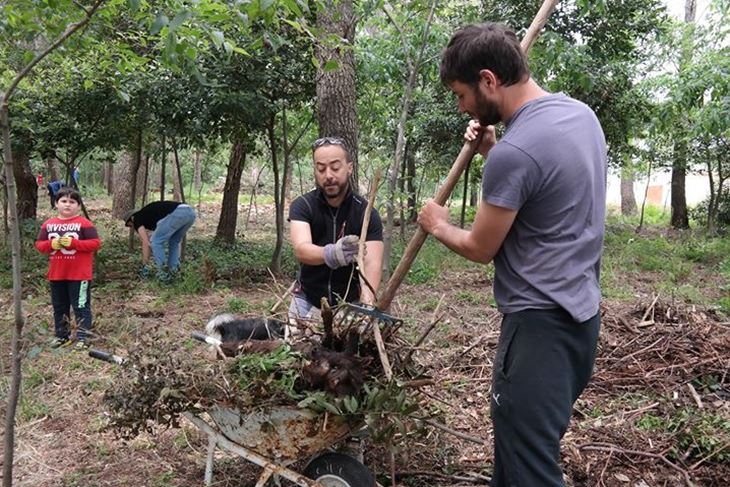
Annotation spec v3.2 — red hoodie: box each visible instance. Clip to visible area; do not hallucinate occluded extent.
[35,215,101,281]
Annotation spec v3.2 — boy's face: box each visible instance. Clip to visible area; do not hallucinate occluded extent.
[56,196,80,219]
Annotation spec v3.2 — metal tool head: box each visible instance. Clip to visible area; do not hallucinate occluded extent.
[336,302,404,329]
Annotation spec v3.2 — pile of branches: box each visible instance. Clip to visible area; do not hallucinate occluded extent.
[101,303,429,445]
[565,296,730,485]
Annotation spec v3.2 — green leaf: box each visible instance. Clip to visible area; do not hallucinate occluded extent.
[261,0,275,11]
[232,46,250,56]
[127,0,140,13]
[151,12,169,35]
[169,11,191,32]
[210,30,224,49]
[83,79,93,89]
[118,91,130,102]
[280,0,303,17]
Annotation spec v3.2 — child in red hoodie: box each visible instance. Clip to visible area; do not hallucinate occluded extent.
[35,187,101,349]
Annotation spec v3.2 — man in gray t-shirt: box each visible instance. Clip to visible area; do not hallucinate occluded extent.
[418,23,606,487]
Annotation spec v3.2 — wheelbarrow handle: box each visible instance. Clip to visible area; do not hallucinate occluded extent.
[377,137,481,311]
[88,349,124,365]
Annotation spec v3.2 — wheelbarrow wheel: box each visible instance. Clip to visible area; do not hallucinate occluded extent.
[303,452,375,487]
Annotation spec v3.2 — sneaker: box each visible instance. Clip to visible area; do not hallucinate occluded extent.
[50,337,70,348]
[156,270,172,284]
[73,340,89,351]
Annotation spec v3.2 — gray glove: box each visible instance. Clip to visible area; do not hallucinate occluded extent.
[323,235,360,269]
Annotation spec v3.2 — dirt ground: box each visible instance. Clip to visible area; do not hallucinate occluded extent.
[1,197,729,486]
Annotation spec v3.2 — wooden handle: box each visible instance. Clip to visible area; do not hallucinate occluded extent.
[376,0,559,312]
[377,137,481,311]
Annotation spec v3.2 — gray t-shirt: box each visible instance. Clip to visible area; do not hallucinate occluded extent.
[482,93,607,323]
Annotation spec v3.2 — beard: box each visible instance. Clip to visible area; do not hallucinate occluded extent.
[318,179,350,200]
[474,89,502,126]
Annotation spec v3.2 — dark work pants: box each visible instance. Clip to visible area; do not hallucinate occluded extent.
[50,280,92,341]
[490,308,600,487]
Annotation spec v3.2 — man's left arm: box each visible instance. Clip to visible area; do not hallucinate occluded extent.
[137,227,152,265]
[360,240,384,305]
[418,200,517,264]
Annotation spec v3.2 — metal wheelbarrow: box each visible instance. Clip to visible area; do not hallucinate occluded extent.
[89,347,376,487]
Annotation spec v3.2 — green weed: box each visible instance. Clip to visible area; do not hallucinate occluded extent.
[227,297,252,314]
[18,395,50,422]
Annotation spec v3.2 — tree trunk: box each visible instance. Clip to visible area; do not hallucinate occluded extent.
[315,0,359,183]
[46,155,61,181]
[111,151,137,219]
[406,142,417,223]
[142,154,150,206]
[103,160,114,195]
[270,115,284,274]
[172,145,183,202]
[160,135,166,201]
[620,164,637,216]
[460,159,471,228]
[215,139,246,244]
[135,153,147,203]
[12,149,38,220]
[2,102,26,487]
[671,142,690,229]
[670,0,696,230]
[193,149,202,194]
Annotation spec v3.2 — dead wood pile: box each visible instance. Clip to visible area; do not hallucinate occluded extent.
[567,297,730,486]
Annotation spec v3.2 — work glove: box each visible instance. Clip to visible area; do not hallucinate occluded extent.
[51,238,63,251]
[139,264,151,279]
[323,235,360,269]
[59,236,73,248]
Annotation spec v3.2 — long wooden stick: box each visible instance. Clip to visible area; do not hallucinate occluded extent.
[377,0,560,312]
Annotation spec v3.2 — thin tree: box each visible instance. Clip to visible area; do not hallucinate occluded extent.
[381,0,438,283]
[1,4,105,484]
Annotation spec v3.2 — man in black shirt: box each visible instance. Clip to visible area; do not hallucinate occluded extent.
[123,201,196,282]
[288,137,384,320]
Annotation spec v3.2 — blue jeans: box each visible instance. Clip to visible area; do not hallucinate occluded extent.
[50,280,92,341]
[151,204,195,271]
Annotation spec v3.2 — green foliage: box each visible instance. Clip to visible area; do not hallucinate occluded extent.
[227,297,252,314]
[18,395,50,422]
[602,215,730,303]
[690,191,730,232]
[636,406,730,464]
[230,345,302,401]
[390,236,476,285]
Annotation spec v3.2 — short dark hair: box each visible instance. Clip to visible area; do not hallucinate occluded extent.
[55,187,82,205]
[440,22,529,87]
[312,136,351,162]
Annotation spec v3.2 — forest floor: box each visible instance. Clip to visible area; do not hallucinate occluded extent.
[1,193,729,487]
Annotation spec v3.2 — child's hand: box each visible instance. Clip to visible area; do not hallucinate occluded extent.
[51,238,63,250]
[59,236,73,248]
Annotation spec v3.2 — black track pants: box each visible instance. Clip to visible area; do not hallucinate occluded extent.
[490,308,600,487]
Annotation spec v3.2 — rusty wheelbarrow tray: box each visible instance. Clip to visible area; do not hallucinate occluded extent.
[89,348,375,487]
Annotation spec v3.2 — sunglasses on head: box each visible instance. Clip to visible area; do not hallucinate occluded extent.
[311,137,347,150]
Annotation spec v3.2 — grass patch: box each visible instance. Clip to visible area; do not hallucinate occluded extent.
[390,235,477,285]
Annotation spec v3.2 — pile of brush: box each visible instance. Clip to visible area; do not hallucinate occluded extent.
[101,301,422,444]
